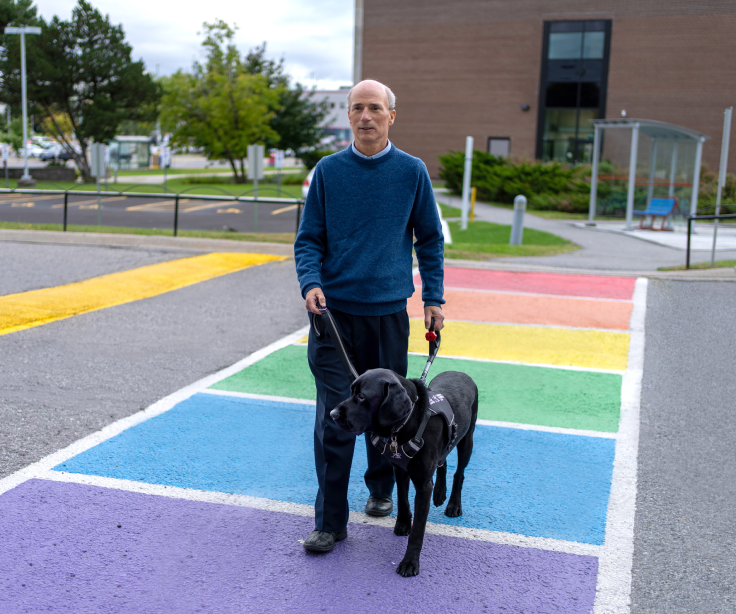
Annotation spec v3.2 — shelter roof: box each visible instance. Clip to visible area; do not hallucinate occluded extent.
[590,118,710,141]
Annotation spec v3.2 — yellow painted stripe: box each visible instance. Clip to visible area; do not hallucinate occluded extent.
[295,318,629,370]
[409,319,629,370]
[0,252,285,337]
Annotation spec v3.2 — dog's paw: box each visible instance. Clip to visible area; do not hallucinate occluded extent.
[432,489,446,507]
[445,502,463,517]
[393,520,411,536]
[396,558,420,577]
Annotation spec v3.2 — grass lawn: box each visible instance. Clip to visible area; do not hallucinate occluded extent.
[115,167,302,177]
[658,259,736,271]
[445,220,578,260]
[0,221,296,244]
[437,199,607,221]
[0,178,303,199]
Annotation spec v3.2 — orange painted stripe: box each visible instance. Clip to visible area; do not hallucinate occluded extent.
[408,288,633,330]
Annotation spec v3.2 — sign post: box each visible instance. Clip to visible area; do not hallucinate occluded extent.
[711,107,732,266]
[2,143,8,188]
[162,146,171,192]
[274,149,284,197]
[4,26,41,186]
[460,136,474,230]
[247,144,265,232]
[90,143,106,226]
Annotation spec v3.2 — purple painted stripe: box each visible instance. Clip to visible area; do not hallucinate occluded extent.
[0,480,598,613]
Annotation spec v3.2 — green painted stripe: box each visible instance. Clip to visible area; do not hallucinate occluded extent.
[210,344,622,433]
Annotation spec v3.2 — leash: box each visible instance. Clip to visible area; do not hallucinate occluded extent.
[313,306,358,383]
[420,317,441,385]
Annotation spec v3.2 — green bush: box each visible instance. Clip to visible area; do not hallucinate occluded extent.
[438,150,583,204]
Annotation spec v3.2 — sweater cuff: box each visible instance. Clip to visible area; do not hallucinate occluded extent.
[423,301,444,308]
[302,283,322,299]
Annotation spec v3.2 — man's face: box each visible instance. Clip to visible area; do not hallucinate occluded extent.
[348,82,396,152]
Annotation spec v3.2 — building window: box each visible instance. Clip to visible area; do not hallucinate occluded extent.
[488,137,510,157]
[536,20,611,164]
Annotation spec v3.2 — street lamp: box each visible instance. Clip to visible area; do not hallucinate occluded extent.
[4,25,41,185]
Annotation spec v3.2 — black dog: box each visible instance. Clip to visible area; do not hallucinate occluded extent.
[330,368,478,577]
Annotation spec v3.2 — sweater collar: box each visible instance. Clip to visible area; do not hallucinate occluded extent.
[351,139,392,160]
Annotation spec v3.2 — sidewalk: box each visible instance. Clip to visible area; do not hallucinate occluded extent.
[436,190,736,272]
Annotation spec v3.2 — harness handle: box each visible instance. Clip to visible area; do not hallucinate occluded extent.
[419,316,441,385]
[314,306,359,383]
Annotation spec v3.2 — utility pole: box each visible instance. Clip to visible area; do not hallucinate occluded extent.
[4,25,41,187]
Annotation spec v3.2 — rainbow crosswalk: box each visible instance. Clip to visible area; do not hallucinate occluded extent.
[0,265,647,613]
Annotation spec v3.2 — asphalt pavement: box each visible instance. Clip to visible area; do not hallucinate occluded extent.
[0,244,305,480]
[631,280,736,613]
[0,192,301,234]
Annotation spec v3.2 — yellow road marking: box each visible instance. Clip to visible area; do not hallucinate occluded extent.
[11,202,34,207]
[52,196,128,209]
[0,194,62,203]
[125,200,177,211]
[408,319,629,371]
[295,318,630,370]
[182,200,238,212]
[0,252,286,337]
[125,199,198,212]
[217,208,241,214]
[272,204,298,215]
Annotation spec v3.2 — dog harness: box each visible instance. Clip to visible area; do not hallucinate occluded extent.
[370,391,458,471]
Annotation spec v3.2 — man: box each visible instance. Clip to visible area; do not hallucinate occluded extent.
[294,79,445,553]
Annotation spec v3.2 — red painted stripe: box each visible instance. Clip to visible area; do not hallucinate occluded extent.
[416,268,636,300]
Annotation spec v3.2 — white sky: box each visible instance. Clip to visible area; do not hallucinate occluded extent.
[34,0,355,89]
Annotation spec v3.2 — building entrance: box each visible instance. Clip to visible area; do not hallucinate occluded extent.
[536,20,611,164]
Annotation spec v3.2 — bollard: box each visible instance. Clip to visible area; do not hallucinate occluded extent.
[510,195,526,245]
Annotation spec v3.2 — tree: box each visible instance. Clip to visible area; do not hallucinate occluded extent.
[160,21,281,183]
[244,43,329,153]
[0,0,160,180]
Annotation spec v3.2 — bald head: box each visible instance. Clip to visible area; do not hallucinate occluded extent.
[347,80,396,111]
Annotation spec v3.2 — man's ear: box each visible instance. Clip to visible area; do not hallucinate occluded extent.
[377,380,412,428]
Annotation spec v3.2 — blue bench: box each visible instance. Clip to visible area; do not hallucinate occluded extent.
[634,197,678,231]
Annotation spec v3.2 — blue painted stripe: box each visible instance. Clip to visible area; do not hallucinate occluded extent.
[54,394,615,544]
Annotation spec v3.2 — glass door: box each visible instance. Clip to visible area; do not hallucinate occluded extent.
[536,20,611,164]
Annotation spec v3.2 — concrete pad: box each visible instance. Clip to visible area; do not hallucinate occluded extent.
[572,222,736,251]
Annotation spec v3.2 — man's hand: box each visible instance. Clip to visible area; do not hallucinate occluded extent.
[424,305,444,332]
[306,287,326,314]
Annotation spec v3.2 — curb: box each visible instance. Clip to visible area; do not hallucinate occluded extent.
[0,228,294,257]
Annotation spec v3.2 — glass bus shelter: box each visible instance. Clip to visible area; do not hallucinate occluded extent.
[588,119,710,229]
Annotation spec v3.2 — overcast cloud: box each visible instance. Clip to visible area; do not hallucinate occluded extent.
[34,0,355,89]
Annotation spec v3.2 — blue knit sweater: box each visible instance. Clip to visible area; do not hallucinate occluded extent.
[294,145,444,316]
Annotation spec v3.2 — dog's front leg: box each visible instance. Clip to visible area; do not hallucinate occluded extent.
[396,475,433,577]
[393,466,412,536]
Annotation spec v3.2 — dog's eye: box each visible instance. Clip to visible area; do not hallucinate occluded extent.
[357,393,365,401]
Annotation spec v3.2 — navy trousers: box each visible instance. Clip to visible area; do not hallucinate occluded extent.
[308,307,410,533]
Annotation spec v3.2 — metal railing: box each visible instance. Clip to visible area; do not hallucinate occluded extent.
[686,212,736,268]
[0,184,304,236]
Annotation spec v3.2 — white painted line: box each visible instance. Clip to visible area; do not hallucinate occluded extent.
[416,284,633,304]
[202,388,316,406]
[476,419,617,439]
[429,317,629,334]
[39,470,602,558]
[200,390,617,439]
[593,277,648,614]
[0,324,311,498]
[408,351,626,375]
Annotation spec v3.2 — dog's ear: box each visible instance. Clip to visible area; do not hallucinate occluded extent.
[377,379,412,428]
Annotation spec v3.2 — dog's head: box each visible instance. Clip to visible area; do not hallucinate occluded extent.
[330,369,414,436]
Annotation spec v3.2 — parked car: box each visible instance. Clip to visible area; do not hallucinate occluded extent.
[302,167,315,199]
[40,144,74,161]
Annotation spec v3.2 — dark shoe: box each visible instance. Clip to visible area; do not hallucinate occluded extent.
[302,529,347,553]
[365,496,393,517]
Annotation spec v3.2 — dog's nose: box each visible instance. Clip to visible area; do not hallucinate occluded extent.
[329,408,341,421]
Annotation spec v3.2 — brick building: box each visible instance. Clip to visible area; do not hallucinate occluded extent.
[355,0,736,177]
